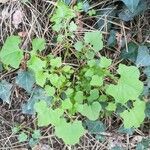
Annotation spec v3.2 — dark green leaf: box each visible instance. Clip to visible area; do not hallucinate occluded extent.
[16,70,35,93]
[122,0,140,13]
[145,102,150,119]
[118,126,135,135]
[84,120,106,134]
[0,80,12,103]
[107,30,117,47]
[136,46,150,67]
[22,87,52,114]
[119,1,148,21]
[120,42,138,62]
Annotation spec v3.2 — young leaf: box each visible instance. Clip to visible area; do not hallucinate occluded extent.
[77,102,101,121]
[106,64,143,104]
[55,120,85,145]
[0,80,12,104]
[34,100,63,126]
[61,98,72,110]
[18,132,28,142]
[74,91,84,104]
[32,38,46,52]
[32,130,41,139]
[90,75,103,87]
[69,21,77,32]
[99,56,112,68]
[27,55,46,73]
[50,57,62,68]
[120,100,145,128]
[88,89,99,102]
[74,41,84,51]
[0,36,23,68]
[44,85,55,96]
[16,70,35,93]
[35,71,48,87]
[84,31,103,52]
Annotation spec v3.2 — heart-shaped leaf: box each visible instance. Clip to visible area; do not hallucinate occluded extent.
[77,102,101,120]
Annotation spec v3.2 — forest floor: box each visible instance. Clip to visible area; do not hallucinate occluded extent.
[0,0,150,150]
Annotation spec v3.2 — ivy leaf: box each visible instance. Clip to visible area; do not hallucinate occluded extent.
[90,75,103,87]
[0,80,12,104]
[84,31,103,52]
[120,100,145,128]
[118,126,135,135]
[106,64,143,104]
[55,120,85,145]
[122,0,140,13]
[16,70,35,93]
[77,102,101,121]
[32,38,46,52]
[120,42,138,62]
[22,87,52,114]
[0,36,23,68]
[136,46,150,67]
[34,100,63,127]
[84,120,106,134]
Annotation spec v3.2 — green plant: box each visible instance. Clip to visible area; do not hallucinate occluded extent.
[0,1,147,146]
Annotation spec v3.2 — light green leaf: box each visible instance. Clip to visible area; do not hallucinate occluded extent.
[74,91,84,103]
[34,100,63,127]
[44,85,55,96]
[106,102,116,111]
[120,100,145,128]
[16,70,35,93]
[99,56,112,68]
[18,132,28,142]
[106,64,143,104]
[61,98,72,110]
[88,89,99,102]
[74,41,84,51]
[69,21,77,32]
[55,120,85,145]
[27,55,46,73]
[32,130,41,139]
[0,80,12,104]
[84,31,103,52]
[49,74,65,88]
[32,38,46,52]
[77,102,101,120]
[35,71,48,87]
[0,36,23,68]
[50,57,62,68]
[90,75,103,87]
